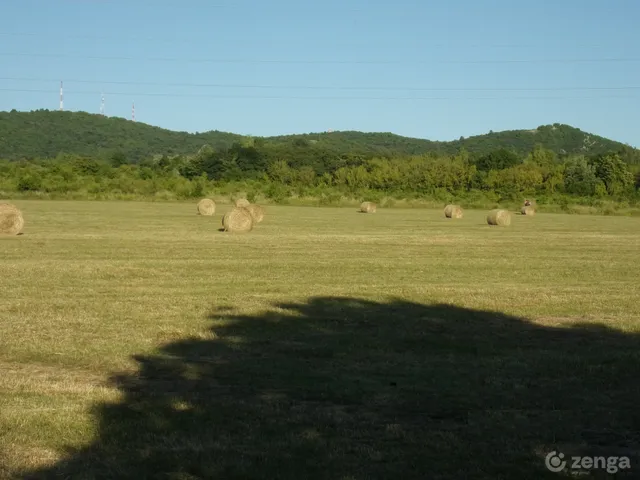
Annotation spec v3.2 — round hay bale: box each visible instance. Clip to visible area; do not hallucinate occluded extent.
[444,204,463,219]
[244,204,265,223]
[196,198,216,216]
[235,198,251,208]
[360,201,377,213]
[521,205,536,216]
[222,207,254,233]
[0,203,24,235]
[487,209,511,226]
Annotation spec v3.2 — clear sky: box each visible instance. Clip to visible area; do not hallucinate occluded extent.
[1,0,639,146]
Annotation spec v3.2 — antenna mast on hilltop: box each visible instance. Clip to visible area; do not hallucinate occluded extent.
[100,92,105,116]
[132,101,135,122]
[59,81,63,111]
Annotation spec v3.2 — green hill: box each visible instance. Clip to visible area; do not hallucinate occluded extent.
[273,124,635,158]
[264,131,447,156]
[447,124,633,157]
[0,110,243,161]
[0,109,637,162]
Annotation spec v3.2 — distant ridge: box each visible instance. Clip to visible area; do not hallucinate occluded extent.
[0,109,636,161]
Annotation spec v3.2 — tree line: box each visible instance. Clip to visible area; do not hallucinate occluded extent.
[1,142,638,214]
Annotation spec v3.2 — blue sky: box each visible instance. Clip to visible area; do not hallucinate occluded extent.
[1,0,639,146]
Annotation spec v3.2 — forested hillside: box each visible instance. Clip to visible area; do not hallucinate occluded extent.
[1,110,637,163]
[0,110,243,161]
[2,109,639,215]
[267,124,636,159]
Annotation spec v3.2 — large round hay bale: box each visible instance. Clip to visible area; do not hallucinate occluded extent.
[487,209,511,226]
[196,198,216,216]
[521,205,536,216]
[444,204,463,219]
[235,198,251,208]
[0,203,24,235]
[245,204,265,223]
[222,207,254,232]
[360,201,377,213]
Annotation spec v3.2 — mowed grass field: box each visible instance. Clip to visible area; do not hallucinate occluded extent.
[1,200,640,479]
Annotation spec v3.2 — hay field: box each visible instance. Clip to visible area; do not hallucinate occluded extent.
[1,200,639,479]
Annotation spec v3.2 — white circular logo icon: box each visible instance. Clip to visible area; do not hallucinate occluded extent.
[545,451,567,472]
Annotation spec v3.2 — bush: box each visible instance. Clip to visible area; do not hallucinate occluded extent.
[16,175,42,191]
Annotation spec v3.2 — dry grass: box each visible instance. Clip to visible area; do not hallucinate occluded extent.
[196,198,216,216]
[1,201,639,479]
[0,202,24,235]
[235,198,251,208]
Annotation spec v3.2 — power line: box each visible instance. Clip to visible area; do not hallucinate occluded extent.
[0,32,623,50]
[4,0,517,14]
[7,0,373,12]
[2,76,640,92]
[1,52,640,65]
[1,87,637,101]
[15,0,624,12]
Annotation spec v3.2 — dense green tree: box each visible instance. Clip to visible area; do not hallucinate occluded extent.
[296,166,316,187]
[229,143,267,176]
[528,144,557,168]
[110,151,128,167]
[589,153,634,195]
[475,149,522,171]
[267,160,295,185]
[615,145,640,165]
[201,151,233,181]
[16,173,42,191]
[563,156,601,196]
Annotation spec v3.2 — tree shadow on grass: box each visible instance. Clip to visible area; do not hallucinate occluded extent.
[21,297,640,479]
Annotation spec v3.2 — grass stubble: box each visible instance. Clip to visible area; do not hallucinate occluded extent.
[1,200,639,479]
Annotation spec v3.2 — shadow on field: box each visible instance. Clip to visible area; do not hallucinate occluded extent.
[22,297,640,479]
